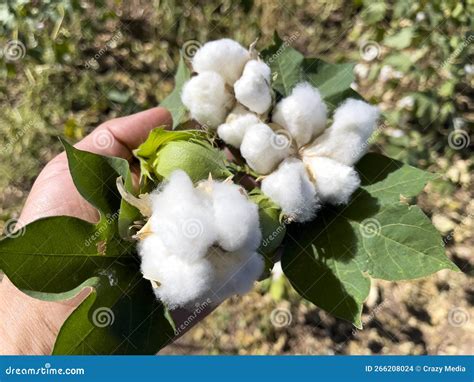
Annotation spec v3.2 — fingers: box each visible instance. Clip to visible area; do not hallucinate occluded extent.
[76,107,172,159]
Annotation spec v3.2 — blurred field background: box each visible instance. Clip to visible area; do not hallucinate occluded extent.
[0,0,472,354]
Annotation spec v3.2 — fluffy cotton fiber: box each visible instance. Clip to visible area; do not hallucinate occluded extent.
[204,180,261,252]
[272,82,327,147]
[304,98,380,165]
[234,60,272,114]
[303,156,361,205]
[192,39,250,85]
[240,123,291,174]
[139,170,264,308]
[181,71,233,128]
[217,105,260,148]
[261,158,319,222]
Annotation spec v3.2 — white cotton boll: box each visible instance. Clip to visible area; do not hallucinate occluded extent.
[217,107,260,148]
[139,236,212,309]
[304,156,361,205]
[234,60,272,114]
[181,71,233,128]
[272,82,327,147]
[210,181,261,252]
[206,247,264,302]
[306,98,380,165]
[192,39,250,85]
[240,123,291,174]
[149,170,217,262]
[261,158,319,223]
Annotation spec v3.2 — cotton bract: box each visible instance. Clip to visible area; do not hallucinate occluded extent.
[138,170,264,308]
[261,158,319,223]
[181,71,233,128]
[234,60,272,114]
[272,82,327,147]
[240,123,291,175]
[304,98,380,166]
[192,39,250,85]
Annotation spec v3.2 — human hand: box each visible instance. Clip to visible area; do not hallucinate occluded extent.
[0,107,175,354]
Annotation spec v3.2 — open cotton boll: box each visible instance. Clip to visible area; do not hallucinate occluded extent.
[240,123,291,174]
[261,158,319,223]
[305,98,380,165]
[192,39,250,85]
[272,82,327,147]
[181,71,233,128]
[234,60,272,114]
[209,181,261,252]
[304,156,361,205]
[139,235,213,309]
[206,247,264,302]
[149,170,217,262]
[217,107,260,148]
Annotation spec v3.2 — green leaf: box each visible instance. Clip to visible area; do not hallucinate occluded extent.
[262,33,360,109]
[282,153,457,326]
[302,58,357,107]
[356,153,439,204]
[0,216,132,294]
[160,54,191,129]
[0,202,173,355]
[261,33,304,96]
[62,139,136,239]
[63,139,130,217]
[53,264,175,355]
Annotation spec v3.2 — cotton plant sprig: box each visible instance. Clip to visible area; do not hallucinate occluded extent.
[181,39,380,224]
[0,35,458,355]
